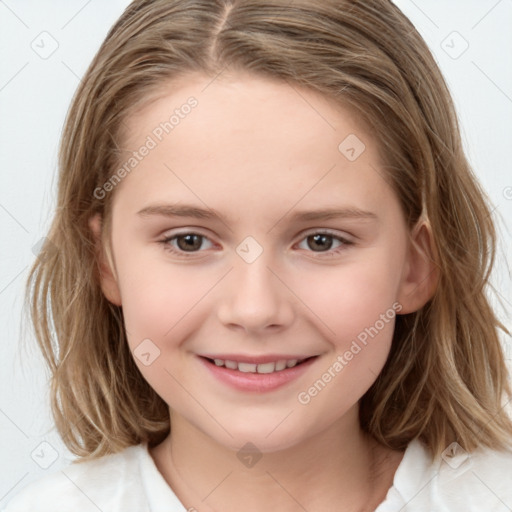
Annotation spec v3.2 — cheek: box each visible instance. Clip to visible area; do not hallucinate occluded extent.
[295,268,397,417]
[114,246,185,338]
[291,255,401,390]
[296,256,401,338]
[114,253,210,401]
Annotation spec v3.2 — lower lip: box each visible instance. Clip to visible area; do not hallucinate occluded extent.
[198,356,318,392]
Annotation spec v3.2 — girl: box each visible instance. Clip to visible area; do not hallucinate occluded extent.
[5,0,512,510]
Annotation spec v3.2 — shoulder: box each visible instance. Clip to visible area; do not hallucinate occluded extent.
[435,442,512,509]
[390,439,512,511]
[1,444,149,512]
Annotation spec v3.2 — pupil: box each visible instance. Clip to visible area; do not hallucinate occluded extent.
[309,234,332,251]
[178,234,201,251]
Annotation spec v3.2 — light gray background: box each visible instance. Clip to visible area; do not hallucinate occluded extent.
[1,0,511,506]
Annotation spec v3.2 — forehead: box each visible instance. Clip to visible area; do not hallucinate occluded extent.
[113,72,393,222]
[123,71,372,157]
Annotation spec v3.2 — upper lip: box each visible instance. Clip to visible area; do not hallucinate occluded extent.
[199,354,319,364]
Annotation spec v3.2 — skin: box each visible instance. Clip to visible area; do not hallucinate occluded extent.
[90,71,437,512]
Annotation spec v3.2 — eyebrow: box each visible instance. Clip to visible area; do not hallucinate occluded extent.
[137,203,378,224]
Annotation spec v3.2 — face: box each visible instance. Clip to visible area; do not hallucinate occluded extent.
[92,71,431,453]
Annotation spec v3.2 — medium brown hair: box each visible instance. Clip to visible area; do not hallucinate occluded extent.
[24,0,512,461]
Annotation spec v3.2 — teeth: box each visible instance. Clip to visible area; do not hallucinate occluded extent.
[210,357,304,373]
[257,362,276,374]
[238,362,257,373]
[275,360,287,371]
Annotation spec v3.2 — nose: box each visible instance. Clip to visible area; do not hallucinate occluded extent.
[216,252,295,334]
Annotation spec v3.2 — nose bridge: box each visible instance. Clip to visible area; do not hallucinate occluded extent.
[217,240,293,331]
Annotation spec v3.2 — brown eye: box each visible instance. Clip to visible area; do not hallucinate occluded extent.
[296,230,353,257]
[175,234,204,252]
[306,234,335,252]
[159,232,214,258]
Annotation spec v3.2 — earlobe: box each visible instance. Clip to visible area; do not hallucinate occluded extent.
[88,213,122,306]
[396,219,439,314]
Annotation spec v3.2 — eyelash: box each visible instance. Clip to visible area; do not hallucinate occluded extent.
[158,229,354,259]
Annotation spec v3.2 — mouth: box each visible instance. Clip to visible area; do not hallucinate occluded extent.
[200,355,317,374]
[198,354,320,393]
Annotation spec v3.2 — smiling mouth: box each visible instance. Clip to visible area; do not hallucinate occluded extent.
[201,356,318,374]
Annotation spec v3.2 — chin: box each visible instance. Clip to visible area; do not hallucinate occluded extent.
[204,416,312,455]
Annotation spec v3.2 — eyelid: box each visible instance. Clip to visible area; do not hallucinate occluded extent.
[158,227,354,259]
[298,227,353,242]
[158,231,215,259]
[161,226,210,237]
[160,227,353,244]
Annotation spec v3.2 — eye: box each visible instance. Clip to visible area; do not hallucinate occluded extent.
[158,229,353,259]
[296,230,353,256]
[159,232,214,257]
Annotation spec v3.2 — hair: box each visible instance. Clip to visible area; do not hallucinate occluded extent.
[24,0,512,462]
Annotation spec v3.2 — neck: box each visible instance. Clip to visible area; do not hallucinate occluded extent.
[150,405,402,512]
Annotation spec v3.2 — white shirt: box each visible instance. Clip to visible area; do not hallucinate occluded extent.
[2,438,512,511]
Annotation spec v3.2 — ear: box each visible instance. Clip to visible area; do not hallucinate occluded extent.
[396,218,439,314]
[88,213,122,306]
